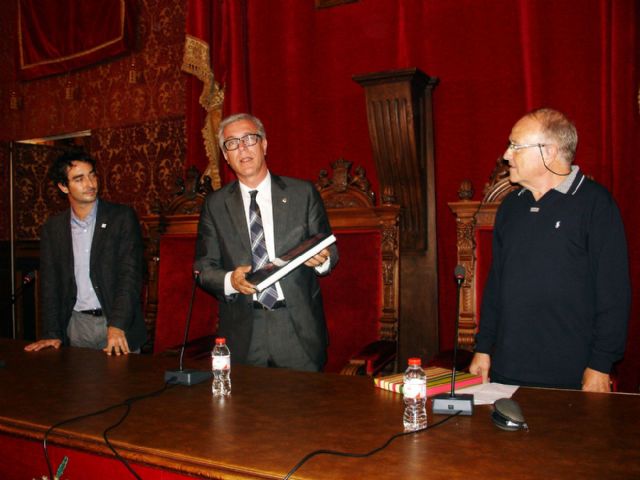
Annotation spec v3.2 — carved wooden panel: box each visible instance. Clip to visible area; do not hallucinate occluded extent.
[353,68,438,253]
[354,68,439,368]
[448,157,519,349]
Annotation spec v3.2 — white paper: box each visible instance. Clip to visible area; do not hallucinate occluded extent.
[456,382,520,405]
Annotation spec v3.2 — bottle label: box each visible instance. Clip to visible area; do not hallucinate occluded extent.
[404,379,426,399]
[212,354,230,370]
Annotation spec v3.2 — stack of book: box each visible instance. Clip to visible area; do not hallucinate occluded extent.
[374,366,482,396]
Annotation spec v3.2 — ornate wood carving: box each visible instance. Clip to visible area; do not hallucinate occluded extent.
[317,160,400,344]
[354,67,439,367]
[448,157,519,349]
[353,67,438,252]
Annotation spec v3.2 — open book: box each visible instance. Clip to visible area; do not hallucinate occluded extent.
[246,233,337,292]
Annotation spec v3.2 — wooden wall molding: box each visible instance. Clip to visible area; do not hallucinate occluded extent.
[353,67,439,367]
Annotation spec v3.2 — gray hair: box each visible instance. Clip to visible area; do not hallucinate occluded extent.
[526,108,578,163]
[217,113,267,151]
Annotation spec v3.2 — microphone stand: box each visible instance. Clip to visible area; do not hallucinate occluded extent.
[432,266,474,415]
[1,271,37,313]
[164,271,212,385]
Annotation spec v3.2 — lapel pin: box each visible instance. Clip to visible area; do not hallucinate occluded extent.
[101,223,107,228]
[282,198,287,203]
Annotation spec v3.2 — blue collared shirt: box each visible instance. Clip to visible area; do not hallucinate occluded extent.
[71,201,101,311]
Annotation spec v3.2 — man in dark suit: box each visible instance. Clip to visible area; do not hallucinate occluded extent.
[24,153,146,356]
[194,113,338,371]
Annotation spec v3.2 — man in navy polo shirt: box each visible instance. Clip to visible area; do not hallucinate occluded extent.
[469,108,630,392]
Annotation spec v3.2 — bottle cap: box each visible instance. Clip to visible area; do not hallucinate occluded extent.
[408,357,422,366]
[215,337,226,345]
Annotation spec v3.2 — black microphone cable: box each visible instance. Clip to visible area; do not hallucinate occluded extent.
[43,379,178,480]
[282,411,461,480]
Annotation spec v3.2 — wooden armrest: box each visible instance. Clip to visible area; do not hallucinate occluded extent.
[340,340,396,376]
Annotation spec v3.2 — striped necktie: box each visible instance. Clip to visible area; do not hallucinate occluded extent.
[249,190,279,309]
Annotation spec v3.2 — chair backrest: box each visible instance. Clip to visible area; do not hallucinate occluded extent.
[448,158,518,350]
[316,159,400,374]
[141,167,217,354]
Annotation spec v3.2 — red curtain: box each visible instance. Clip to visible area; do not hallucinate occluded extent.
[189,0,640,391]
[16,0,135,80]
[184,0,250,184]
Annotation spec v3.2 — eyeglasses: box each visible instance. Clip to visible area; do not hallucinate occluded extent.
[506,141,547,152]
[223,133,262,151]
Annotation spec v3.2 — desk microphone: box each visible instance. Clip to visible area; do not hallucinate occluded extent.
[23,270,37,285]
[432,265,474,415]
[1,270,38,312]
[164,271,212,386]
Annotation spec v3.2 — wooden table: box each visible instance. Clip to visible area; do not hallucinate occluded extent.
[0,339,638,479]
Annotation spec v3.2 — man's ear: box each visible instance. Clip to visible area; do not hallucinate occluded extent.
[262,137,268,156]
[545,143,559,159]
[57,183,69,195]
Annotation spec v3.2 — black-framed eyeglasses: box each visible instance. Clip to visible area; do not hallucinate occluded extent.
[223,133,262,151]
[506,141,547,152]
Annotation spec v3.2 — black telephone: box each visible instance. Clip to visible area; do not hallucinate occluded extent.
[492,398,528,431]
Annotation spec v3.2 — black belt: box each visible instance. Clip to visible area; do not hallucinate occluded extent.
[252,300,287,310]
[79,309,103,317]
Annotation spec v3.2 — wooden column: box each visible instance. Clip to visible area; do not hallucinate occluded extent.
[353,68,439,369]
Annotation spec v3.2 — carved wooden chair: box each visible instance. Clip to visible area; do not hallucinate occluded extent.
[141,167,218,355]
[316,159,401,375]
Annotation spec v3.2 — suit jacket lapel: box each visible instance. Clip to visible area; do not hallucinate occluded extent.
[225,182,252,255]
[271,175,289,256]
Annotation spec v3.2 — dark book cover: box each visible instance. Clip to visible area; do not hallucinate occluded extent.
[246,233,336,292]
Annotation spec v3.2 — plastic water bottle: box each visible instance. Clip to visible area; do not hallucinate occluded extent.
[211,337,231,396]
[403,357,427,431]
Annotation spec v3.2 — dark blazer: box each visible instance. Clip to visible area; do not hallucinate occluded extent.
[40,199,147,350]
[194,174,338,368]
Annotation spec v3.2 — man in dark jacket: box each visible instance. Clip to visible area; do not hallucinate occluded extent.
[195,113,338,371]
[24,152,146,355]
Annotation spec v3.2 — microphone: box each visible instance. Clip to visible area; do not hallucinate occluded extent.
[1,270,38,312]
[164,271,212,386]
[432,265,475,416]
[23,270,37,285]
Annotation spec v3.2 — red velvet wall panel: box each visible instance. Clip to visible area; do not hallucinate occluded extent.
[320,230,382,373]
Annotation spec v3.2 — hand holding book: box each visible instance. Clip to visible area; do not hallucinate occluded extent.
[246,233,337,292]
[303,247,331,268]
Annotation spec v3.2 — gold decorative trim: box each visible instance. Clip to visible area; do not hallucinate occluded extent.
[182,34,225,190]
